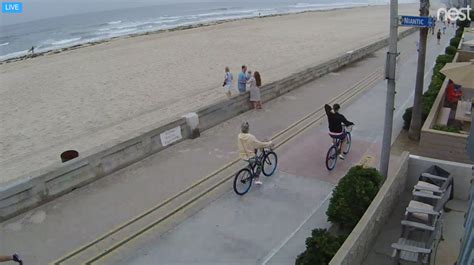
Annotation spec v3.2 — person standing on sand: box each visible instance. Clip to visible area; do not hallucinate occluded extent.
[223,66,233,98]
[437,29,441,45]
[248,71,263,110]
[238,65,249,94]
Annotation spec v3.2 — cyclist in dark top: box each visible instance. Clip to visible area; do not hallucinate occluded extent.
[324,104,354,160]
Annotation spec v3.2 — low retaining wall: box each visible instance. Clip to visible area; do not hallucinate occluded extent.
[0,28,418,221]
[0,118,191,220]
[329,152,410,265]
[419,129,471,164]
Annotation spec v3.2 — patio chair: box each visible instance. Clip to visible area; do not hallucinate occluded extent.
[406,169,451,236]
[405,200,441,226]
[412,165,453,210]
[392,210,443,265]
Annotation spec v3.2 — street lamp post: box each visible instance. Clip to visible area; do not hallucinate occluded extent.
[380,0,399,177]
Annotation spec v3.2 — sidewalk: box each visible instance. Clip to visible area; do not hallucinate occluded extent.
[111,27,453,265]
[0,27,454,265]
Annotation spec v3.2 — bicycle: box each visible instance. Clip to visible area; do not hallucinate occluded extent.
[233,147,278,195]
[325,125,353,171]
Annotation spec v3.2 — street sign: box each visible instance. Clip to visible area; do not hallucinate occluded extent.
[399,16,434,28]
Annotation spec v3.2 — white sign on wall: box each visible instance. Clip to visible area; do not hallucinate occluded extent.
[160,126,182,147]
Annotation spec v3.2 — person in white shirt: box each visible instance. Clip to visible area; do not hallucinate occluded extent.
[223,66,233,98]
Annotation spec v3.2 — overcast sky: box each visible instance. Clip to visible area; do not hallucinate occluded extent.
[0,0,228,25]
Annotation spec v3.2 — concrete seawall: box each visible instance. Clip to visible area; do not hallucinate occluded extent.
[0,28,418,221]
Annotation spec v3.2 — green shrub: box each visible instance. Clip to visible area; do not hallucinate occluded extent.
[445,45,457,55]
[436,54,454,64]
[432,71,446,81]
[402,104,436,130]
[450,37,461,48]
[430,75,444,91]
[457,18,470,28]
[421,108,430,122]
[295,229,346,265]
[403,68,445,130]
[433,125,461,133]
[427,83,442,96]
[403,107,412,130]
[422,95,436,112]
[455,30,463,38]
[424,89,439,99]
[326,166,383,228]
[433,62,446,76]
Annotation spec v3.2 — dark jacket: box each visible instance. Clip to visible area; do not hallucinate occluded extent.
[325,104,354,133]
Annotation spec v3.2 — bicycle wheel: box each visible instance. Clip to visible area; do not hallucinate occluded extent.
[233,168,253,195]
[262,152,278,176]
[325,145,338,170]
[342,133,351,155]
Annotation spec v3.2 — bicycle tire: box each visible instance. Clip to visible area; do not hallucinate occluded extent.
[325,145,338,170]
[343,133,352,155]
[262,151,278,176]
[233,168,253,195]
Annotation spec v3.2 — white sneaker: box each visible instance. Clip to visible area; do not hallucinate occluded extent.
[338,154,345,160]
[254,179,263,185]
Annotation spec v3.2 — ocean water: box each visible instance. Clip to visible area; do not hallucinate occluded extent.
[0,0,413,60]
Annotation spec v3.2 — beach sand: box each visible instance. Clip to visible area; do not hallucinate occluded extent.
[0,4,420,184]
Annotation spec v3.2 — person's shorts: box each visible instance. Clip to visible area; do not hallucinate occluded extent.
[329,132,345,140]
[224,84,232,93]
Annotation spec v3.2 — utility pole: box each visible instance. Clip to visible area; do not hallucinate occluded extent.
[408,0,430,141]
[380,0,398,177]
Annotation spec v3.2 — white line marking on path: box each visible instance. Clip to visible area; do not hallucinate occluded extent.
[260,191,334,265]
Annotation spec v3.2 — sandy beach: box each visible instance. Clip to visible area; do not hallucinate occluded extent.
[0,4,419,183]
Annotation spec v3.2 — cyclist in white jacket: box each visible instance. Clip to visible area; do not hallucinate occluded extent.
[237,122,272,185]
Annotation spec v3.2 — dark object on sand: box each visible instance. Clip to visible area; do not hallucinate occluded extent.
[60,150,79,162]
